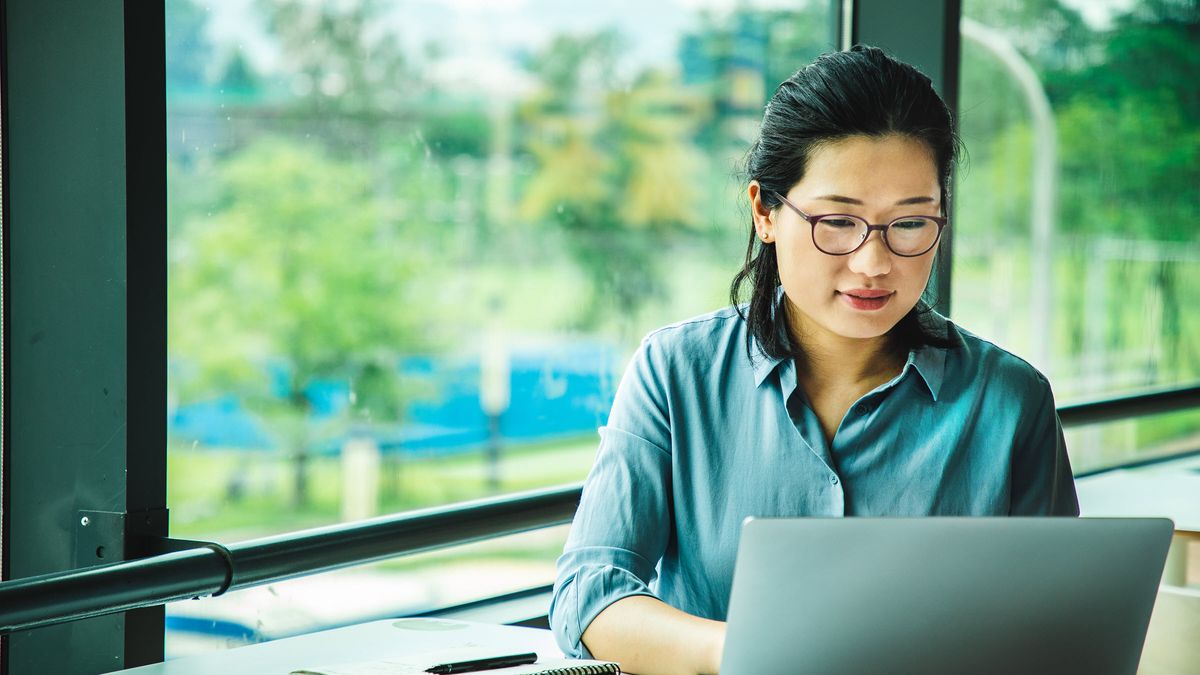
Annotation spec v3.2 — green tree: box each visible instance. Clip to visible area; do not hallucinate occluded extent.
[215,51,262,100]
[962,0,1198,242]
[516,32,709,333]
[1053,0,1199,242]
[170,139,430,506]
[257,0,415,152]
[957,0,1199,391]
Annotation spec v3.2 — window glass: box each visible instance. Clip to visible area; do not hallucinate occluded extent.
[165,0,834,653]
[955,0,1199,472]
[166,527,569,656]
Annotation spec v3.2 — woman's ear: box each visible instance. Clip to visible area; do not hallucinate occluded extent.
[748,181,776,244]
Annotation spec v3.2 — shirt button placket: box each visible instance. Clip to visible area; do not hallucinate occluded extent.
[829,473,844,515]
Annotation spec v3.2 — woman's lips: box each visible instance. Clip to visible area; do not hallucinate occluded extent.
[838,289,894,311]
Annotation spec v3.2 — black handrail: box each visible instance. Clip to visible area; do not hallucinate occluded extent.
[2,383,1199,635]
[1058,384,1200,428]
[0,483,582,634]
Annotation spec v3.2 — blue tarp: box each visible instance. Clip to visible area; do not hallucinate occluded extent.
[169,343,622,455]
[170,395,276,449]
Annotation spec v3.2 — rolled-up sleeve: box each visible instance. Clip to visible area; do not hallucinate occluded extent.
[1010,374,1080,516]
[550,336,674,658]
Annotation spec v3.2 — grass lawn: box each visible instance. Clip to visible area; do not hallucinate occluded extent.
[168,434,599,547]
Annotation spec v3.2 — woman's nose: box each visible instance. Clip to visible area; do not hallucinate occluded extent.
[846,231,893,276]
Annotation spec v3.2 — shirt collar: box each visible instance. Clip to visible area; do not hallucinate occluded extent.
[905,337,946,401]
[748,293,950,401]
[751,343,787,388]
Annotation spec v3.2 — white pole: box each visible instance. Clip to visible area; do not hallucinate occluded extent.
[341,435,381,522]
[961,18,1057,375]
[481,307,511,491]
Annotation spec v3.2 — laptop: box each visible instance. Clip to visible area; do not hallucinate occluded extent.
[720,517,1173,675]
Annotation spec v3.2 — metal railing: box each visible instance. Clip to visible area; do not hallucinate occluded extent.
[1058,384,1200,428]
[0,484,582,634]
[2,384,1199,635]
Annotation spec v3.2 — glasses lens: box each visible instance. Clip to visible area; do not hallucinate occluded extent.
[813,217,867,254]
[886,218,940,255]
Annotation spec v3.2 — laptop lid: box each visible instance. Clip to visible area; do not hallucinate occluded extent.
[720,517,1173,675]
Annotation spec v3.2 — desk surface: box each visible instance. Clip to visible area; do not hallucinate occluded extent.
[109,619,561,675]
[1075,454,1200,532]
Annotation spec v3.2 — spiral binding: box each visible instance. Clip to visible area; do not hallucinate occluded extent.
[537,664,620,675]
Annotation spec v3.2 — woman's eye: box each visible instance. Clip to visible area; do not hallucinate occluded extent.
[892,218,931,230]
[820,218,858,229]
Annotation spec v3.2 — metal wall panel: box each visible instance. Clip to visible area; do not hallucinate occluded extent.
[1,0,166,671]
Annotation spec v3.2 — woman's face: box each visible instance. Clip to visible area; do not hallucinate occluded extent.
[751,134,942,343]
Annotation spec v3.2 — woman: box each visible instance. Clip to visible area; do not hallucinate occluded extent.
[549,45,1079,675]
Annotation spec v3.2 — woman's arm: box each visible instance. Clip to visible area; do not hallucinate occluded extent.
[583,595,726,675]
[1011,373,1079,515]
[550,334,681,658]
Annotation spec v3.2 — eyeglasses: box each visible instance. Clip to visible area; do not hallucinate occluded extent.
[771,191,947,257]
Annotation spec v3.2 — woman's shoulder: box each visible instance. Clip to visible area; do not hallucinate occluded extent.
[615,306,749,411]
[640,305,747,359]
[942,319,1052,397]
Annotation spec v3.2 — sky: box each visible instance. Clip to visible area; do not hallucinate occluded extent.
[199,0,826,94]
[195,0,1141,96]
[1060,0,1137,29]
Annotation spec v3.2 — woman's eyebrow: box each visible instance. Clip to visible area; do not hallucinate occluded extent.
[812,194,936,206]
[812,194,863,204]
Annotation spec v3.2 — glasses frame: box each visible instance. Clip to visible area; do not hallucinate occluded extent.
[770,191,948,257]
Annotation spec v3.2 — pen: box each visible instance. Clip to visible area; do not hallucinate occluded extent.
[424,651,539,674]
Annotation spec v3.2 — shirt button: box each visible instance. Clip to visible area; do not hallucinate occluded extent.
[856,403,873,415]
[830,475,840,485]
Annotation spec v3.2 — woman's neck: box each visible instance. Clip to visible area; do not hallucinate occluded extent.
[788,311,906,390]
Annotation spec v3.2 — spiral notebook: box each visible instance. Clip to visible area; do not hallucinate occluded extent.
[290,646,620,675]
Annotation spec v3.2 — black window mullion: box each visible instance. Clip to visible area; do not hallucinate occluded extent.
[1,0,167,671]
[849,0,962,316]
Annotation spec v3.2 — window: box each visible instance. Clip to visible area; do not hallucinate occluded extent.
[954,0,1200,472]
[165,0,835,654]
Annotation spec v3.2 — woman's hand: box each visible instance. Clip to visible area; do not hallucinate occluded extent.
[582,595,727,675]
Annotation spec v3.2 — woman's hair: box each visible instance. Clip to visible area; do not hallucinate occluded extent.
[730,45,962,359]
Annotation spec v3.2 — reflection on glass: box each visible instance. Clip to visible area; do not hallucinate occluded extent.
[1066,409,1200,476]
[165,527,570,657]
[166,0,833,651]
[955,0,1199,469]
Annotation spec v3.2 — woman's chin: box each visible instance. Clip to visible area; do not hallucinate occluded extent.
[827,311,902,340]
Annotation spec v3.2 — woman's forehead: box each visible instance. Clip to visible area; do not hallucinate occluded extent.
[794,135,940,202]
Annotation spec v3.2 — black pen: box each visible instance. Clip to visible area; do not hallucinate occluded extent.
[424,651,539,674]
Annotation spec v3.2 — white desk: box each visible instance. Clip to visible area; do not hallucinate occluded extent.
[109,619,562,675]
[1075,454,1200,586]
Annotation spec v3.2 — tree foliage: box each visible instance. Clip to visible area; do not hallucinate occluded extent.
[165,0,1200,491]
[516,32,710,328]
[170,139,428,406]
[960,0,1198,242]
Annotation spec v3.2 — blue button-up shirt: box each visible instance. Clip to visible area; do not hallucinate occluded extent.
[549,305,1080,658]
